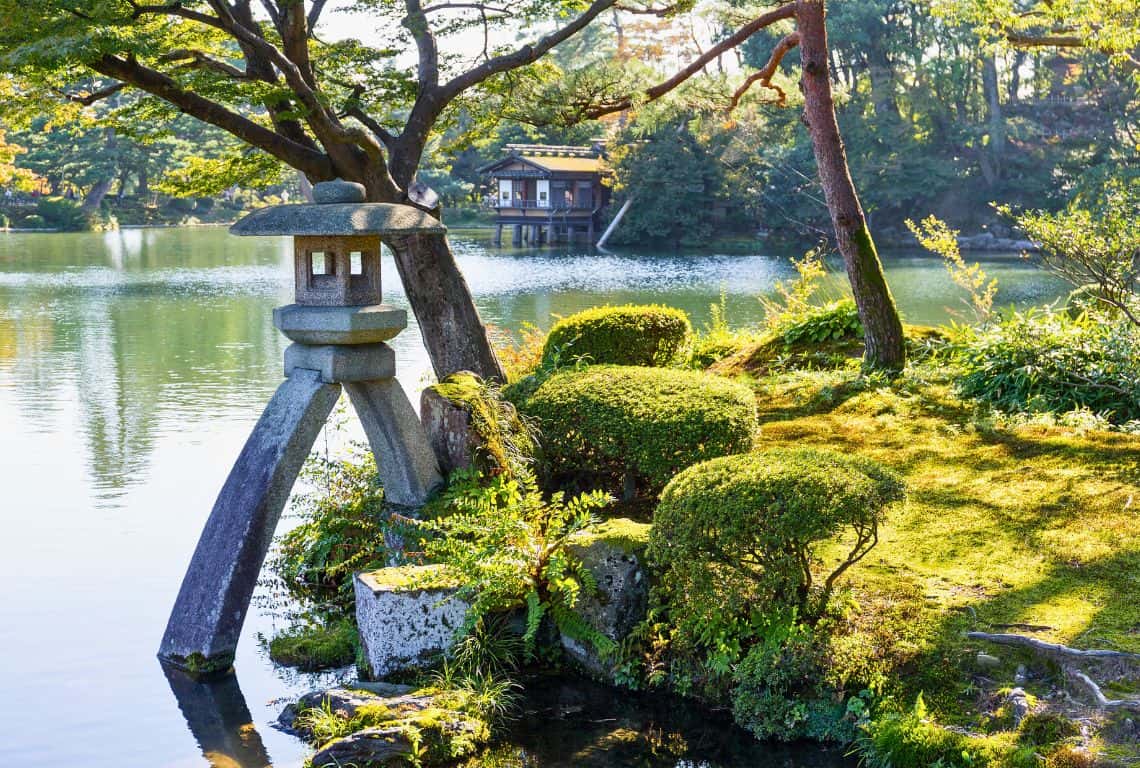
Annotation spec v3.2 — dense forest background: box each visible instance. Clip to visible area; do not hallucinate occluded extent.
[2,1,1136,245]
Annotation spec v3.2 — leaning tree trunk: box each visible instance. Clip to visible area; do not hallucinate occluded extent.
[386,232,506,383]
[796,0,906,371]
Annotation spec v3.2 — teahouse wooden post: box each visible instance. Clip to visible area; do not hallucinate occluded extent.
[159,180,443,676]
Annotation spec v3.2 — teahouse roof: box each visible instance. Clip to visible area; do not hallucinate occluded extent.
[478,143,606,177]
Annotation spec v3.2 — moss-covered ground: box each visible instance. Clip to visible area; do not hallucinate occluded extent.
[741,360,1140,760]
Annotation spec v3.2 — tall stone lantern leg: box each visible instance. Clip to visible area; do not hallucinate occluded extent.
[159,180,444,676]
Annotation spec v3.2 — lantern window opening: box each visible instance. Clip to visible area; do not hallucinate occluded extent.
[350,252,363,275]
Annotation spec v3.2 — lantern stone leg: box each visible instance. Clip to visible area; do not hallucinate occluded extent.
[346,379,442,508]
[159,368,341,674]
[159,180,448,675]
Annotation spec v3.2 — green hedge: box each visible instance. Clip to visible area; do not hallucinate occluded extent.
[542,304,692,368]
[522,365,756,494]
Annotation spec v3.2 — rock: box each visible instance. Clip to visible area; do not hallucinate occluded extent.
[421,377,479,474]
[977,652,1003,670]
[355,565,468,678]
[560,519,651,678]
[312,727,413,765]
[1007,687,1031,725]
[278,685,422,732]
[1015,664,1028,685]
[282,685,490,767]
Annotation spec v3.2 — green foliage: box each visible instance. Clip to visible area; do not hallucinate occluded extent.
[908,216,999,322]
[951,307,1140,424]
[521,365,757,495]
[778,299,863,347]
[542,304,693,369]
[732,614,870,742]
[1018,712,1079,747]
[688,291,759,368]
[35,196,90,231]
[418,468,612,657]
[1004,186,1140,328]
[854,695,1038,768]
[270,446,394,611]
[649,448,904,631]
[266,615,358,672]
[606,123,727,247]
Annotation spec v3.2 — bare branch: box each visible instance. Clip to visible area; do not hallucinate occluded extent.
[1006,31,1085,47]
[306,0,330,31]
[583,2,796,119]
[55,82,126,105]
[421,2,512,13]
[159,48,250,79]
[90,54,334,180]
[128,0,226,30]
[729,31,799,110]
[404,0,441,92]
[438,0,618,100]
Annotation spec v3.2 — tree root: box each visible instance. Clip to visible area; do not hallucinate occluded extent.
[969,631,1140,712]
[966,632,1140,662]
[1066,669,1140,712]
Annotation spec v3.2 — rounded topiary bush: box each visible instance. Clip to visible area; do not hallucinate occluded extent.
[522,365,756,494]
[542,304,692,368]
[649,448,904,624]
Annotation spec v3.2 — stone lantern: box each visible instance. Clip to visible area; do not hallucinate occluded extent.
[159,180,443,676]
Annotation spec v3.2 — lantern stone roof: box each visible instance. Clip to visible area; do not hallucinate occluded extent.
[231,202,445,237]
[231,181,446,237]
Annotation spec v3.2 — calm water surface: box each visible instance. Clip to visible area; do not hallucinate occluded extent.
[0,227,1065,768]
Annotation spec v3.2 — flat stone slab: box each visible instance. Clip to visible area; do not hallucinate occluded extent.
[273,303,407,345]
[284,342,395,383]
[230,202,446,237]
[355,565,468,678]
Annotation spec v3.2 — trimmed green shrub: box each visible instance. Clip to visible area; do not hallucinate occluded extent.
[21,214,46,228]
[649,448,904,627]
[952,307,1140,424]
[522,365,756,495]
[542,304,692,368]
[36,197,90,231]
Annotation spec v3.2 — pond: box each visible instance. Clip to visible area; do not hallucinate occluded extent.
[0,227,1066,768]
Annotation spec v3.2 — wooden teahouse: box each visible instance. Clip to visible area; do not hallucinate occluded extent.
[479,144,609,246]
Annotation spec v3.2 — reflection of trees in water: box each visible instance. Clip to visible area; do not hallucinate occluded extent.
[163,665,273,768]
[1,275,287,495]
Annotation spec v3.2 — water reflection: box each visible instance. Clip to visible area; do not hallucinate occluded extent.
[164,666,273,768]
[480,676,851,767]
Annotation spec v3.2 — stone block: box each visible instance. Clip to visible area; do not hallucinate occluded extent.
[355,565,468,678]
[560,519,651,677]
[273,303,407,345]
[420,383,477,474]
[284,342,395,383]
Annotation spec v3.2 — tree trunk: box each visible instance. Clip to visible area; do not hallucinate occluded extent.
[356,167,505,384]
[385,232,506,383]
[796,0,906,371]
[981,53,1005,186]
[82,177,113,214]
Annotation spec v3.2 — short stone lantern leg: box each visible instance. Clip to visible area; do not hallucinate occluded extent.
[158,180,445,677]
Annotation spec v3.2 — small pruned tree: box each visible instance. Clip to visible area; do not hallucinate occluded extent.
[648,448,905,634]
[1001,189,1140,327]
